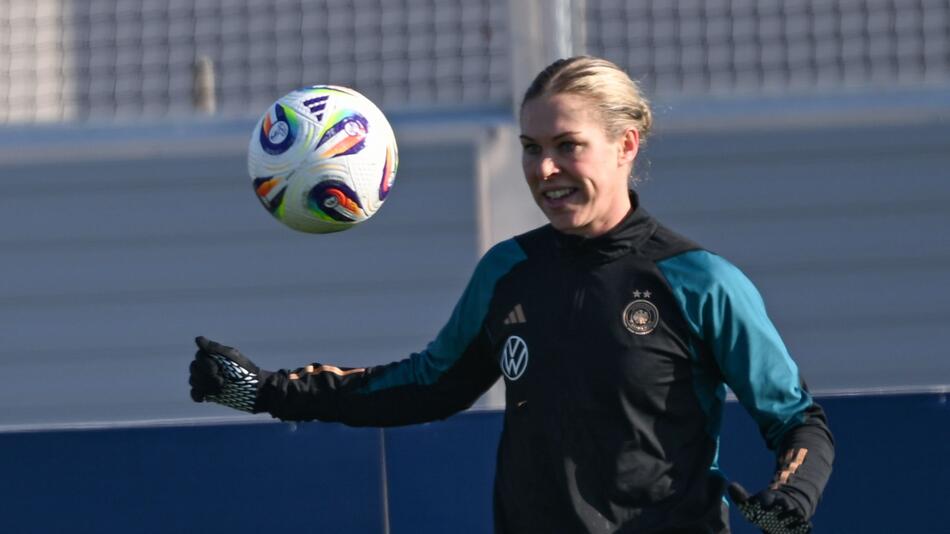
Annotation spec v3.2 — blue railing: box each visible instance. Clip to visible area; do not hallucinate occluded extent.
[2,391,947,533]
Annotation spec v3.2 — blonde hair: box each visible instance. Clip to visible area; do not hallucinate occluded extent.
[521,56,653,146]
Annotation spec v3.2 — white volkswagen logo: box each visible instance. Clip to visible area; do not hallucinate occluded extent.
[501,335,529,381]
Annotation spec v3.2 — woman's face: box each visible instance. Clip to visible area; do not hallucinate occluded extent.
[519,92,639,238]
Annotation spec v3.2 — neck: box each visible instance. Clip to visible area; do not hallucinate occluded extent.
[576,191,633,238]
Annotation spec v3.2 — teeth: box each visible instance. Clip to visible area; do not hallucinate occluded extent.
[544,188,573,200]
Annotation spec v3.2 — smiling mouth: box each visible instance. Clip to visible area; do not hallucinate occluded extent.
[543,187,577,200]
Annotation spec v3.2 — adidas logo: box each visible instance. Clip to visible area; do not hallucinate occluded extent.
[503,303,527,325]
[303,95,329,120]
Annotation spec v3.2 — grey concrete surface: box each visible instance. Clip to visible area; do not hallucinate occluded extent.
[1,110,948,429]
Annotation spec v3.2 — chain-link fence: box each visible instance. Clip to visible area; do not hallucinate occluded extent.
[0,0,512,122]
[2,0,949,123]
[588,0,950,97]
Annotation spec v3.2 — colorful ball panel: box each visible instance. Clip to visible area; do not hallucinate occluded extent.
[247,85,397,234]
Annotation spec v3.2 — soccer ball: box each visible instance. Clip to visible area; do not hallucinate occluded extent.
[248,85,398,233]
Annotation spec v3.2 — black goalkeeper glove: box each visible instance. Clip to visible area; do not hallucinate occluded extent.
[728,482,812,534]
[189,336,271,413]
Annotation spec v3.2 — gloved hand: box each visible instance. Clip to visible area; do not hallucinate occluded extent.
[189,336,271,413]
[728,482,812,534]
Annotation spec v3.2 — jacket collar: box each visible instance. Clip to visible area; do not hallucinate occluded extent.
[553,190,657,263]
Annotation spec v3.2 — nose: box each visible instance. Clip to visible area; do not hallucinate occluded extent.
[538,156,558,181]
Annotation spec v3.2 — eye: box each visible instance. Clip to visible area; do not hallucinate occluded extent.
[521,143,541,156]
[558,141,580,153]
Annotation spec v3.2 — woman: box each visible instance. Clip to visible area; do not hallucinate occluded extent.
[190,56,833,534]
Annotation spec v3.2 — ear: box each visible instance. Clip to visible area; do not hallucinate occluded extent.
[618,128,640,167]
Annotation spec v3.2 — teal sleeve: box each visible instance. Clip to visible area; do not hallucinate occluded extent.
[658,250,812,449]
[358,238,527,393]
[260,238,527,425]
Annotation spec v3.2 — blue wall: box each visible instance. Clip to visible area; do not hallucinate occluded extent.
[2,392,947,533]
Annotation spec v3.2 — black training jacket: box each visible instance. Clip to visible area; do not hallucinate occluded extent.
[257,193,834,533]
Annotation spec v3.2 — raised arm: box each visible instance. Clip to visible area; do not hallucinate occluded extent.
[190,239,528,427]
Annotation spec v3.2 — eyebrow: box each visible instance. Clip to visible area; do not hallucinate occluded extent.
[519,131,582,142]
